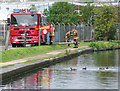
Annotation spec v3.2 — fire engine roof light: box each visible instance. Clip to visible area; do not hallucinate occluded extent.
[29,9,37,12]
[13,10,20,13]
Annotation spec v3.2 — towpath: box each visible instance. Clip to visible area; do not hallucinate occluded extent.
[0,46,88,67]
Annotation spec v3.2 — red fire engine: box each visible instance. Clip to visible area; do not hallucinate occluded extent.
[9,9,51,47]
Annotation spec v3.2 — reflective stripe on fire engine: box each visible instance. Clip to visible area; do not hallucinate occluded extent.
[39,26,50,29]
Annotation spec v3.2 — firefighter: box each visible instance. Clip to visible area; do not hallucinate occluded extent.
[65,31,71,46]
[49,24,55,45]
[72,29,79,48]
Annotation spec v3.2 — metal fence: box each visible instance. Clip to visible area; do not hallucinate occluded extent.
[53,24,93,42]
[52,23,120,42]
[0,21,7,45]
[0,21,120,46]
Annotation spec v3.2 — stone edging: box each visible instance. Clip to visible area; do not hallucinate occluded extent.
[94,47,120,52]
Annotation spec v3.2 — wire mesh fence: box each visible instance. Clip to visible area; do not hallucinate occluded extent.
[0,20,120,46]
[0,21,8,45]
[53,23,93,42]
[53,23,120,42]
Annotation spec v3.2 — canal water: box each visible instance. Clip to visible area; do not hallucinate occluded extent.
[2,50,119,89]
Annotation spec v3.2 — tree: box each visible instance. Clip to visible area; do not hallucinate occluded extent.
[80,3,94,26]
[93,3,117,41]
[44,2,80,25]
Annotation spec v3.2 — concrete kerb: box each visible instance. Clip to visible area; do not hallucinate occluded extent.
[1,47,120,83]
[94,47,120,52]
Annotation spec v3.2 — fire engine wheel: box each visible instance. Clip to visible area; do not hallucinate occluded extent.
[35,43,38,46]
[21,44,24,47]
[17,44,21,47]
[12,43,16,47]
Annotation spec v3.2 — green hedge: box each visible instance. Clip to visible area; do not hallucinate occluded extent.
[89,40,120,50]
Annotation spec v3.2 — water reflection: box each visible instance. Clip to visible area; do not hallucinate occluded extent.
[3,50,119,89]
[93,51,118,66]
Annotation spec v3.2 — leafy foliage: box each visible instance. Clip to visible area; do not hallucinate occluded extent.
[44,2,80,24]
[93,3,117,40]
[89,40,120,50]
[80,3,94,26]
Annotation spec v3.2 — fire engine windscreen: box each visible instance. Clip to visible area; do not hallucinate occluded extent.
[11,14,37,26]
[40,14,49,26]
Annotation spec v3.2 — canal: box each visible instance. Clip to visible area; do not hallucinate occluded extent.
[2,50,119,89]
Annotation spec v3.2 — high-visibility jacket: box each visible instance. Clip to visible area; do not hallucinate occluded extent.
[50,27,55,37]
[72,29,79,40]
[65,32,70,41]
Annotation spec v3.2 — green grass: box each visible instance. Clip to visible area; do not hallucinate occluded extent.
[1,44,67,62]
[24,47,87,63]
[89,40,120,50]
[1,43,89,63]
[0,47,88,69]
[1,41,119,68]
[1,41,119,63]
[0,64,15,69]
[78,42,90,47]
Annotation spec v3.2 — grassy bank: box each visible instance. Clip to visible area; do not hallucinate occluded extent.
[89,40,120,50]
[1,41,119,63]
[24,47,87,63]
[1,42,89,63]
[1,44,67,62]
[0,47,87,69]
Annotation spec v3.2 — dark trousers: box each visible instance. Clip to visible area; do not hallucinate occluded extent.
[74,39,78,48]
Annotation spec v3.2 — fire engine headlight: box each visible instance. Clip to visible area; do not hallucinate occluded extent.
[15,39,19,41]
[43,29,47,34]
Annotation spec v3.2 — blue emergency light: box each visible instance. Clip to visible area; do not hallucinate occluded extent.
[13,9,20,13]
[29,9,37,12]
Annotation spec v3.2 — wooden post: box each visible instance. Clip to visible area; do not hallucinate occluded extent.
[39,30,41,46]
[57,22,60,42]
[62,23,65,41]
[67,23,70,32]
[77,23,80,41]
[3,22,6,40]
[72,23,75,29]
[91,29,95,42]
[118,29,120,40]
[91,26,95,42]
[5,29,10,50]
[83,24,85,42]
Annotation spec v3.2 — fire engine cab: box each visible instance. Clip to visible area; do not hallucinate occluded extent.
[9,9,51,47]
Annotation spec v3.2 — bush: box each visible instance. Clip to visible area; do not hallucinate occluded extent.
[89,41,120,50]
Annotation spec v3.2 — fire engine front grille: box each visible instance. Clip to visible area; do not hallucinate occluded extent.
[19,41,31,43]
[14,28,35,30]
[18,37,24,39]
[18,31,31,34]
[18,31,24,34]
[27,31,31,34]
[27,37,32,39]
[18,37,32,39]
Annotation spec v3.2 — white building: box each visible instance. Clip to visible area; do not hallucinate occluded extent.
[0,1,53,21]
[0,0,119,21]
